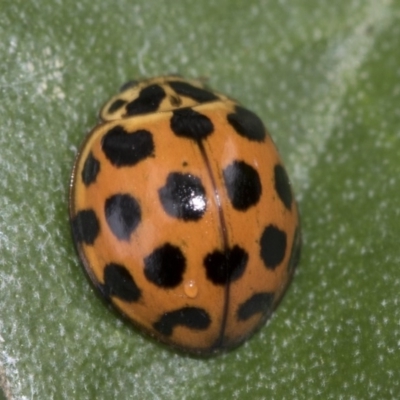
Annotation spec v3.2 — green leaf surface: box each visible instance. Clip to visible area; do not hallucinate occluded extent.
[1,0,399,398]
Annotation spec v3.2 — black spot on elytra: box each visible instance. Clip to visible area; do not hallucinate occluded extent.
[287,227,301,274]
[125,84,166,116]
[260,225,287,270]
[158,173,207,221]
[81,152,100,186]
[102,125,154,167]
[274,164,292,210]
[71,209,100,245]
[227,106,266,142]
[105,194,141,241]
[170,107,214,141]
[102,263,141,302]
[223,161,262,211]
[169,81,219,103]
[153,307,211,336]
[144,243,186,288]
[237,292,275,321]
[107,99,128,114]
[203,245,248,285]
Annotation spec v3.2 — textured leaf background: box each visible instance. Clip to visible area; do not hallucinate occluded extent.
[1,1,399,399]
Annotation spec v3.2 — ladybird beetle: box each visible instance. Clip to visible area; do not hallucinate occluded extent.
[69,76,301,354]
